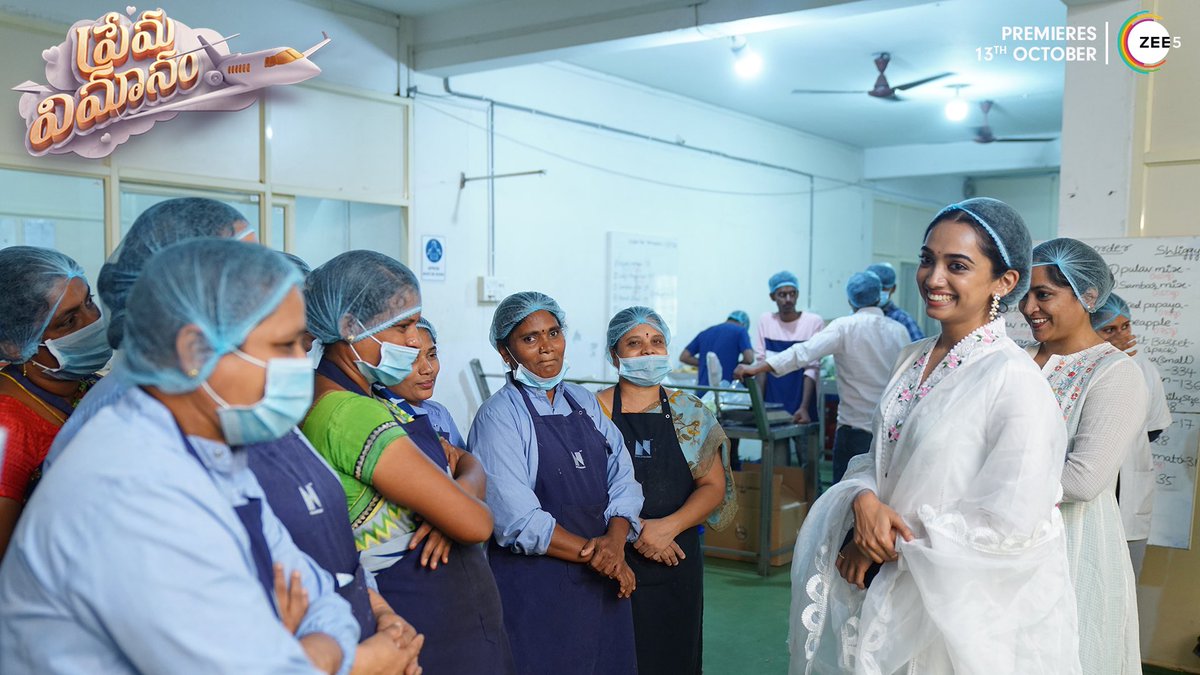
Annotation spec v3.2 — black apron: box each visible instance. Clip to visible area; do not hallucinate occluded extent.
[612,385,702,675]
[488,381,637,675]
[246,431,377,640]
[318,358,513,673]
[370,386,515,675]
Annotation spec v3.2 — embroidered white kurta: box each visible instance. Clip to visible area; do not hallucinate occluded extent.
[789,321,1080,675]
[1029,342,1146,675]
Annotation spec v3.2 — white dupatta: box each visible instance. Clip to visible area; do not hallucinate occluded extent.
[789,322,1081,675]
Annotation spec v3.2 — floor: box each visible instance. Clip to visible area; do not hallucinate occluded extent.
[700,557,1191,675]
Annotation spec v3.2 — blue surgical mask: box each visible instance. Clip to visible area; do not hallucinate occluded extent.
[618,355,671,387]
[880,290,892,306]
[513,361,568,391]
[36,312,113,380]
[202,351,314,446]
[352,336,419,387]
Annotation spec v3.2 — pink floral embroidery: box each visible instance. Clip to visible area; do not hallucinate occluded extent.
[900,388,914,402]
[947,354,961,369]
[887,426,900,442]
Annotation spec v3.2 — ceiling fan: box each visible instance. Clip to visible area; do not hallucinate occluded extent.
[791,52,952,101]
[974,100,1056,143]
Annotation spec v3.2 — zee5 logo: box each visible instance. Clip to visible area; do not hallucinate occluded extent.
[1119,11,1181,73]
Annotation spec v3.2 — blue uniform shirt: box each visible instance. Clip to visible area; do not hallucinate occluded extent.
[881,301,924,342]
[467,379,643,555]
[0,387,360,674]
[44,356,132,469]
[685,322,752,385]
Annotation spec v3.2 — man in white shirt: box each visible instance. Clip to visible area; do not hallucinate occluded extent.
[736,272,910,481]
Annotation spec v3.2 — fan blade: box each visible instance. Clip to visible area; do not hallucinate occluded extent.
[894,72,953,91]
[791,89,869,94]
[994,137,1057,143]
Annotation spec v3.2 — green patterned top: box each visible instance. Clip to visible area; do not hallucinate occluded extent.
[302,390,417,573]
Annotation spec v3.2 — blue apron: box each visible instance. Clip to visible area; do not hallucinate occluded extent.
[246,431,377,640]
[762,336,817,419]
[488,382,637,675]
[369,386,515,675]
[612,386,702,675]
[175,427,278,617]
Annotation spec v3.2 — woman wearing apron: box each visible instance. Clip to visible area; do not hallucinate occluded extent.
[378,318,465,448]
[0,240,363,673]
[468,291,644,675]
[596,307,736,675]
[301,251,513,675]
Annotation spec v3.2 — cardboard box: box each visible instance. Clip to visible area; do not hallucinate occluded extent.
[704,466,809,566]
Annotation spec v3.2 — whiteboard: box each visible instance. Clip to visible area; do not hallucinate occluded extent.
[607,232,679,334]
[1005,236,1200,549]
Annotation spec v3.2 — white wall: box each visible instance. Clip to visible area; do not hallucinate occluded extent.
[410,63,905,425]
[972,174,1060,243]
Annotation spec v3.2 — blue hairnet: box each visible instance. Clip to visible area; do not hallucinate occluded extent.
[0,247,86,364]
[1090,293,1132,330]
[727,310,750,328]
[929,197,1032,307]
[768,270,799,294]
[866,262,897,288]
[281,252,312,279]
[122,239,302,394]
[1032,238,1114,313]
[607,306,671,350]
[417,317,438,343]
[847,271,882,309]
[100,198,247,350]
[305,250,421,344]
[490,292,566,346]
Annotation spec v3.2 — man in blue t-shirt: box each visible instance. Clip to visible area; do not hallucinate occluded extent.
[680,311,754,386]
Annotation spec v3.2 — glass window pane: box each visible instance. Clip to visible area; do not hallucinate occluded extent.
[294,197,405,267]
[270,205,285,251]
[0,168,105,283]
[119,186,259,241]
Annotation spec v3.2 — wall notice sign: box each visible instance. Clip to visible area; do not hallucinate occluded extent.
[14,7,330,158]
[421,235,446,281]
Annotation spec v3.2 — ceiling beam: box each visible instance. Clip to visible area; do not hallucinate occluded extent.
[409,0,936,75]
[864,140,1062,180]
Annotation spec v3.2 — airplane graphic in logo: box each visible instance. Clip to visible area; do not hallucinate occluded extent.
[121,31,331,120]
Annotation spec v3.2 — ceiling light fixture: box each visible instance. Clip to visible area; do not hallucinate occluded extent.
[730,36,762,79]
[944,85,969,121]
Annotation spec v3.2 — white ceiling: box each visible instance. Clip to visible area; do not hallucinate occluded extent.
[568,0,1067,149]
[348,0,505,18]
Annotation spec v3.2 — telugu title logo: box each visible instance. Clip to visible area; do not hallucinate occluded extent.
[13,7,330,158]
[1119,11,1181,74]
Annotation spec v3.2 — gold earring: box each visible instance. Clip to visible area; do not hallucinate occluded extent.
[187,368,200,377]
[988,294,1001,321]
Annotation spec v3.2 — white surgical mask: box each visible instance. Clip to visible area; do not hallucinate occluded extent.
[617,355,671,387]
[36,310,113,380]
[202,351,314,446]
[512,361,568,391]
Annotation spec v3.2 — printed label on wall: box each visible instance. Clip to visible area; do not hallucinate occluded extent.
[421,235,446,282]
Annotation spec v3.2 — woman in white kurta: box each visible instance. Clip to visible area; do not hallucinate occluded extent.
[1022,238,1147,674]
[789,198,1080,675]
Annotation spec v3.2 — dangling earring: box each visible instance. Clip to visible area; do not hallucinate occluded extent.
[988,294,1001,321]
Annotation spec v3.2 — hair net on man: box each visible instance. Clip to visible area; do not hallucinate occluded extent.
[768,271,799,294]
[489,292,565,347]
[121,239,302,394]
[928,197,1033,307]
[0,247,87,364]
[417,317,438,344]
[866,262,897,288]
[607,306,671,350]
[727,310,750,328]
[847,271,882,310]
[99,198,247,350]
[1032,238,1115,313]
[305,250,421,345]
[1090,292,1132,330]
